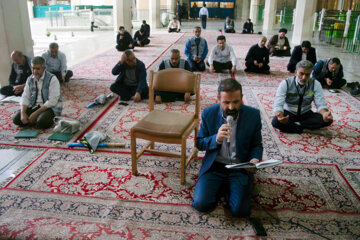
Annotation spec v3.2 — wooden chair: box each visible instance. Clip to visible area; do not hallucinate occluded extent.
[130,68,200,185]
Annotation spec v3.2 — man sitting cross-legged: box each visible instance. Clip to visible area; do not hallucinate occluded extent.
[155,49,191,104]
[244,36,270,74]
[42,42,73,83]
[0,50,32,97]
[13,56,62,129]
[208,35,237,74]
[184,26,209,72]
[272,60,333,134]
[110,50,148,102]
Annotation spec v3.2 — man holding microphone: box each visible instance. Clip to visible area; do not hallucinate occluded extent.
[192,78,263,218]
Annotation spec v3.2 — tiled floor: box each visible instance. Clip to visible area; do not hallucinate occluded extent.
[1,18,359,186]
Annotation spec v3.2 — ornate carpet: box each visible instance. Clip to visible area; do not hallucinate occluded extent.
[1,30,360,239]
[0,80,115,147]
[0,149,359,239]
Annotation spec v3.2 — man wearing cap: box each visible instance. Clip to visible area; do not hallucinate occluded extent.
[267,28,291,57]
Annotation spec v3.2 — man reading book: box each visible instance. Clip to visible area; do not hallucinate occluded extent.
[192,78,263,218]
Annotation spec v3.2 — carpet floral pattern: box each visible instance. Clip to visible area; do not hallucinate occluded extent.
[0,80,114,147]
[2,149,360,239]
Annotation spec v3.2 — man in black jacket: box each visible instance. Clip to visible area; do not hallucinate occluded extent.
[242,19,254,34]
[0,51,32,96]
[110,50,148,102]
[116,26,134,51]
[244,36,270,74]
[140,20,150,38]
[133,28,150,47]
[287,41,317,73]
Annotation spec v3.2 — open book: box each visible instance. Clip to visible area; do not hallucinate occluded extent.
[225,159,283,169]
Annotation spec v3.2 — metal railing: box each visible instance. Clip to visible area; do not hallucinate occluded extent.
[46,8,113,27]
[317,9,360,54]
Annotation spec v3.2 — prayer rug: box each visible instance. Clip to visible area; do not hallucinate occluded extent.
[0,80,115,148]
[1,149,359,239]
[246,86,360,162]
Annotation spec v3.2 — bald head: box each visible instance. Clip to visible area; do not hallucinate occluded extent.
[258,36,267,48]
[11,51,25,66]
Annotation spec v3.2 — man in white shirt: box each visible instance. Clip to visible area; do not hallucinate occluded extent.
[168,17,181,33]
[42,42,73,83]
[207,35,237,74]
[12,56,62,129]
[90,8,98,32]
[199,4,209,29]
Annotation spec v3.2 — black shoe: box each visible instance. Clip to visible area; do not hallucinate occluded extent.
[347,82,357,88]
[350,86,360,96]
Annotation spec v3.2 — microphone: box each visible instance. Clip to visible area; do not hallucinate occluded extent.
[226,115,233,143]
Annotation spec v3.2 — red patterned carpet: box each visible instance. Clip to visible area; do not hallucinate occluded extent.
[0,31,359,239]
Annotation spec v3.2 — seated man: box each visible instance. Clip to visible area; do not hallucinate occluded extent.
[267,28,291,57]
[224,16,235,33]
[13,56,62,129]
[133,28,150,47]
[208,35,237,74]
[168,17,181,33]
[141,20,150,38]
[156,49,191,104]
[184,26,208,72]
[312,57,346,89]
[287,40,317,73]
[110,50,148,102]
[42,42,73,83]
[116,26,134,51]
[0,51,32,97]
[245,36,270,74]
[272,60,333,134]
[242,18,254,34]
[192,78,263,218]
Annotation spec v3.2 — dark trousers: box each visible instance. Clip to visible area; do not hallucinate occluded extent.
[50,70,73,82]
[187,59,206,72]
[225,29,235,33]
[269,48,291,57]
[168,28,180,33]
[271,110,333,134]
[245,61,270,74]
[155,91,186,102]
[110,82,148,101]
[13,106,55,129]
[116,44,134,52]
[319,78,347,89]
[213,61,232,72]
[90,22,98,32]
[0,85,22,97]
[192,162,254,218]
[133,38,150,47]
[200,15,207,29]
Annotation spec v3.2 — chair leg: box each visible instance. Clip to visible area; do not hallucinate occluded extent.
[193,127,198,161]
[131,132,138,175]
[180,138,186,185]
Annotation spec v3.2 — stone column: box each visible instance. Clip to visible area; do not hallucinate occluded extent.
[113,0,132,35]
[241,0,250,21]
[262,0,277,33]
[167,0,175,15]
[291,0,317,45]
[249,0,259,25]
[149,0,161,29]
[0,0,33,87]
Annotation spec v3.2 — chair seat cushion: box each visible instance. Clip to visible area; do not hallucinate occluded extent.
[132,109,195,138]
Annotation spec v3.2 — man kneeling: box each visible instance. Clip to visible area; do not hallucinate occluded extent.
[13,56,62,129]
[272,60,333,133]
[192,78,263,218]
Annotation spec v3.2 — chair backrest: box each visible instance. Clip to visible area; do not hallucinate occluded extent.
[151,68,197,93]
[148,69,200,118]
